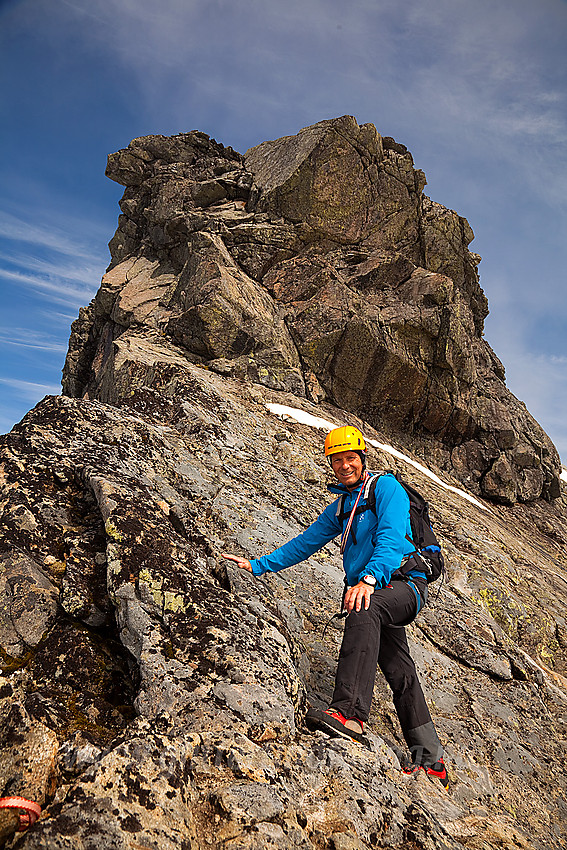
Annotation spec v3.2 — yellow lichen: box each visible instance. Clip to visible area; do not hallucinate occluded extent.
[162,590,185,613]
[138,569,185,613]
[104,520,123,542]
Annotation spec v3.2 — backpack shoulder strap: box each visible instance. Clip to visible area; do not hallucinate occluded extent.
[335,494,346,520]
[364,470,389,514]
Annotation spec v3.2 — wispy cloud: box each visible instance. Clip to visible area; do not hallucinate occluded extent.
[0,209,104,307]
[0,249,103,287]
[40,309,78,325]
[0,267,96,308]
[0,328,68,353]
[0,210,103,260]
[485,316,567,461]
[0,377,60,400]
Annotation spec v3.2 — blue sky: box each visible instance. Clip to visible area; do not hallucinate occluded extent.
[1,0,566,462]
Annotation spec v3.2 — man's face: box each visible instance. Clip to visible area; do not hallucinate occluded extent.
[330,451,363,489]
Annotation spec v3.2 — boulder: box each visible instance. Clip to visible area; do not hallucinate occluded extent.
[63,117,560,503]
[4,118,567,850]
[0,369,566,847]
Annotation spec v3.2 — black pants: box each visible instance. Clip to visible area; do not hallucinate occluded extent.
[330,578,443,766]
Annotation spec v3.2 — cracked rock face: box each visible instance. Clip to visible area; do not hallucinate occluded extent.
[1,117,567,848]
[1,353,567,848]
[63,115,561,504]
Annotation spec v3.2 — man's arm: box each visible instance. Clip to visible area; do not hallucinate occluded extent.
[222,500,341,576]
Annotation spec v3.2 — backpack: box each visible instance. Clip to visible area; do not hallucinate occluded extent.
[336,471,446,584]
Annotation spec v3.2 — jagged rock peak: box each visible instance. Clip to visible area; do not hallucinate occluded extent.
[63,116,561,504]
[2,118,567,850]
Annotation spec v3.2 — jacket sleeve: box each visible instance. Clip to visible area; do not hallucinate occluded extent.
[358,476,410,584]
[250,501,342,577]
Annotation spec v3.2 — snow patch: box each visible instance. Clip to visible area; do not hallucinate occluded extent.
[266,403,489,512]
[365,438,488,511]
[561,466,567,484]
[266,404,337,433]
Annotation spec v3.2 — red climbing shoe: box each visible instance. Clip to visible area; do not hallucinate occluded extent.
[402,757,449,790]
[305,707,370,747]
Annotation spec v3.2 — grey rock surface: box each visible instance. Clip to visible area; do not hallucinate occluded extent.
[1,118,566,849]
[1,363,566,848]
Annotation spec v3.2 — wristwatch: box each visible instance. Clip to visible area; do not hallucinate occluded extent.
[361,575,377,587]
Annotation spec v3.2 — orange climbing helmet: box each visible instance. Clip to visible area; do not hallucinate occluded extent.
[324,426,366,458]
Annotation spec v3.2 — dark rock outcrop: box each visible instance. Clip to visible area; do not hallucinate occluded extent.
[63,115,561,505]
[2,361,567,848]
[2,118,567,848]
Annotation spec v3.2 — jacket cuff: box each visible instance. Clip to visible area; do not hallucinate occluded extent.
[250,560,265,577]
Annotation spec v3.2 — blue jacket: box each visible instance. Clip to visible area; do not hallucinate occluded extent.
[250,472,416,587]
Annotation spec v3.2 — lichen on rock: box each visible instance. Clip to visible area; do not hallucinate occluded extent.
[1,118,566,848]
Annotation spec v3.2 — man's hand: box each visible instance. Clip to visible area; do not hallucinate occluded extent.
[221,553,253,573]
[344,581,374,613]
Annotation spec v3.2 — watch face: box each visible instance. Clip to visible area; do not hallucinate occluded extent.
[364,576,377,586]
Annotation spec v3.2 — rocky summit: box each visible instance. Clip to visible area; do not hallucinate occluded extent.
[1,116,566,849]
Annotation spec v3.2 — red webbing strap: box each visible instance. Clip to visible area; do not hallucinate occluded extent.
[0,797,41,831]
[339,472,368,555]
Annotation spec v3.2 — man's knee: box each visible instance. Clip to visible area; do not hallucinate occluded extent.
[383,669,417,698]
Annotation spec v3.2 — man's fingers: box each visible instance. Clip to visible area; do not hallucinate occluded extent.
[221,553,252,572]
[345,589,360,613]
[222,553,245,565]
[345,584,372,613]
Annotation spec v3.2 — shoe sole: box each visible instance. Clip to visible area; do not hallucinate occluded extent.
[305,709,370,748]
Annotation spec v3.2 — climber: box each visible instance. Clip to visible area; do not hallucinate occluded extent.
[221,425,448,789]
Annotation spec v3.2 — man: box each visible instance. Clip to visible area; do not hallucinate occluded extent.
[222,425,448,788]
